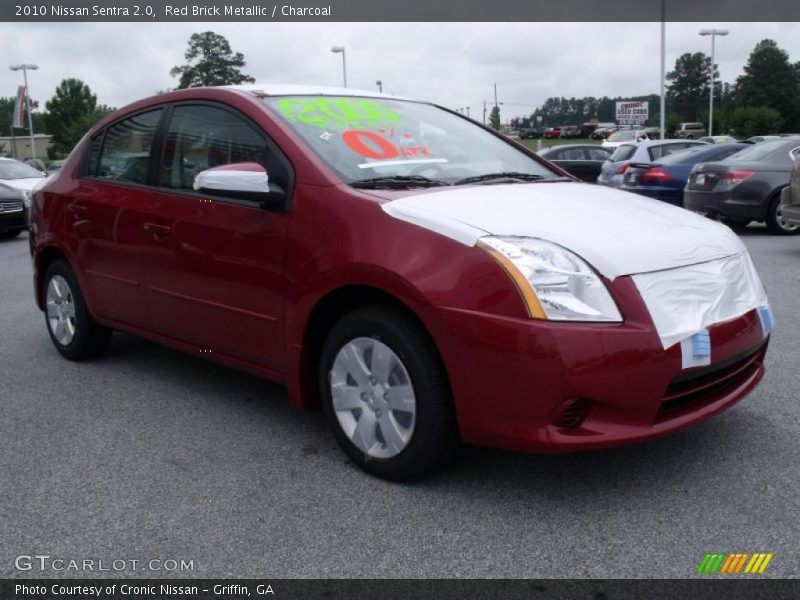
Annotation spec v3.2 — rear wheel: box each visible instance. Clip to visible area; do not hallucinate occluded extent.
[765,191,799,235]
[43,259,112,360]
[319,304,459,481]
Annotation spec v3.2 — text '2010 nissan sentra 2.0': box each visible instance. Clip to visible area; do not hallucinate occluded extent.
[28,85,773,480]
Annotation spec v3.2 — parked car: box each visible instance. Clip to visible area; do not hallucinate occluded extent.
[601,128,649,149]
[47,160,66,174]
[29,84,773,480]
[674,122,707,139]
[520,127,545,139]
[598,139,707,187]
[589,123,617,140]
[543,126,562,139]
[590,123,616,140]
[537,144,613,182]
[684,137,800,235]
[0,157,46,214]
[780,152,800,227]
[0,183,27,239]
[619,143,749,207]
[697,135,738,144]
[559,125,581,139]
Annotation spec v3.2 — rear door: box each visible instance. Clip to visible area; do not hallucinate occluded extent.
[67,107,165,329]
[140,102,293,372]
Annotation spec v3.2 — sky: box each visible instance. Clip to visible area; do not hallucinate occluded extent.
[2,21,800,121]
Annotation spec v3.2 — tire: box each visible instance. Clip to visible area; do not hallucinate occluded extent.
[720,217,751,231]
[319,304,459,481]
[686,135,694,140]
[43,259,112,360]
[0,230,22,240]
[765,190,800,235]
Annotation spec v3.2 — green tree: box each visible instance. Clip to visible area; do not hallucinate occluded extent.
[44,79,102,156]
[489,105,501,130]
[728,106,784,139]
[735,39,800,131]
[170,31,255,89]
[47,104,114,159]
[666,52,714,123]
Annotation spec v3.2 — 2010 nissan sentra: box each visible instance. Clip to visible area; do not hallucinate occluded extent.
[28,85,773,480]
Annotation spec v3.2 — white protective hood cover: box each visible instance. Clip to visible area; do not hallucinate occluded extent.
[382,182,768,349]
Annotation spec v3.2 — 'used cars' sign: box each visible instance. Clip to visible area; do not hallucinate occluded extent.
[616,101,648,125]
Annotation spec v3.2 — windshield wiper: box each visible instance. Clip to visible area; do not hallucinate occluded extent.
[350,175,450,189]
[453,172,547,185]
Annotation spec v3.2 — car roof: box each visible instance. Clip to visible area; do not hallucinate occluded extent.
[222,83,412,101]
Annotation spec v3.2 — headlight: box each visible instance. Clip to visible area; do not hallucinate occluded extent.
[477,236,622,322]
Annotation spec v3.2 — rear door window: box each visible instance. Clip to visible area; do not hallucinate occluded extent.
[94,109,163,184]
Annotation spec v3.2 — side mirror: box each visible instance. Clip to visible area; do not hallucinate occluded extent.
[193,162,284,207]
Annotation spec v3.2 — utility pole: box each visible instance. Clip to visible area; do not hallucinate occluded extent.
[483,100,487,125]
[9,113,17,158]
[494,83,498,107]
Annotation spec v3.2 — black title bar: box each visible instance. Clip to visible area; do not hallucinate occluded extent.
[3,0,800,22]
[3,579,800,600]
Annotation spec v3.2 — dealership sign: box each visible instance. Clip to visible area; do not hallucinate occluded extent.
[616,101,648,125]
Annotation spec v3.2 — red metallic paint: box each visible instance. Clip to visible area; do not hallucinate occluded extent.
[29,87,768,454]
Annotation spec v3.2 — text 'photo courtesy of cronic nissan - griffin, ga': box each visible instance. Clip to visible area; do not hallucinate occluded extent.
[28,85,773,480]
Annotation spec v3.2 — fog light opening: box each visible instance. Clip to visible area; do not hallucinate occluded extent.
[552,398,590,429]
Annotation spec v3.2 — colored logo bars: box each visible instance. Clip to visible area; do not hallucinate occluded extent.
[697,552,774,574]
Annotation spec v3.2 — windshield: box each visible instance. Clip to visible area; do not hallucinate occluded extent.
[0,160,45,180]
[263,96,560,185]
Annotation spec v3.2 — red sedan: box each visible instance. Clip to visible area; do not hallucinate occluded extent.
[543,126,562,139]
[29,85,772,480]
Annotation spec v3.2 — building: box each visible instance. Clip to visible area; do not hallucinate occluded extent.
[0,134,52,159]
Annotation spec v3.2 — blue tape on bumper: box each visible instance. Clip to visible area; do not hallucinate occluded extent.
[757,305,774,335]
[692,330,711,358]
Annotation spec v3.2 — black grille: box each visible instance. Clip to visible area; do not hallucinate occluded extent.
[0,200,24,214]
[657,343,766,419]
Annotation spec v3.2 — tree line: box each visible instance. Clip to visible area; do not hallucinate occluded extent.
[513,38,800,138]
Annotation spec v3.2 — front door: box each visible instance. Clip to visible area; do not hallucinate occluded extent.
[140,103,291,372]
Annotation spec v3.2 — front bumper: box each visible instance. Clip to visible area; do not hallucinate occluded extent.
[432,276,768,453]
[0,204,28,233]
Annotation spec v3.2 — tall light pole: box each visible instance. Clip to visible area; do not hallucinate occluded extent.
[9,63,38,159]
[699,28,729,137]
[331,46,347,88]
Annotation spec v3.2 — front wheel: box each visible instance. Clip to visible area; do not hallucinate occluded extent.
[43,259,112,360]
[766,191,799,235]
[319,305,459,481]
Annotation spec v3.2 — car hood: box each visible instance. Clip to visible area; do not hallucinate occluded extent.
[1,177,46,192]
[380,181,745,280]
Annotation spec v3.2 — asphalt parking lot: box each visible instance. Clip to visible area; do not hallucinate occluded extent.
[1,227,799,579]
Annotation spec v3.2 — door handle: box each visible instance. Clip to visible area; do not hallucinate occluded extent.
[66,203,87,214]
[144,222,173,237]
